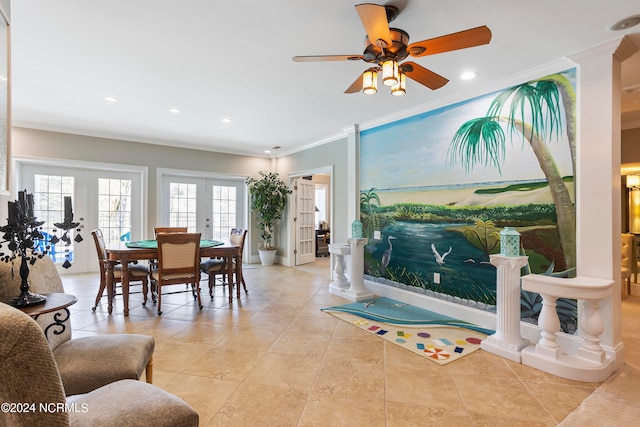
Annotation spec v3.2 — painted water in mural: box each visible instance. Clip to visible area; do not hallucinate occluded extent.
[360,69,578,332]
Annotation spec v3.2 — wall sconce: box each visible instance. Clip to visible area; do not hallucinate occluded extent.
[627,175,640,190]
[362,69,378,95]
[382,59,399,86]
[391,72,406,96]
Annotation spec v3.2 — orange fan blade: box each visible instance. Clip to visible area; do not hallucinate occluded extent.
[401,62,449,90]
[344,72,365,94]
[293,55,363,62]
[355,3,392,48]
[408,25,492,57]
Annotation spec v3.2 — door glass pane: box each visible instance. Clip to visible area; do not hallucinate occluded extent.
[98,178,132,244]
[169,182,197,231]
[315,184,327,228]
[33,174,75,265]
[211,185,237,240]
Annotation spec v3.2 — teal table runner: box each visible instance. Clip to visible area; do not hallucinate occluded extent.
[125,239,224,249]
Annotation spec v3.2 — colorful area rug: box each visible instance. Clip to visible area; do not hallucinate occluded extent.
[322,297,494,365]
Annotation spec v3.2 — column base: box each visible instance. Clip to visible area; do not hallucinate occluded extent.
[481,335,529,363]
[340,288,374,302]
[521,345,615,382]
[329,282,350,296]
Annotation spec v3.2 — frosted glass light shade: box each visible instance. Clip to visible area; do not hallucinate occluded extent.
[362,69,378,95]
[382,59,399,86]
[391,73,406,96]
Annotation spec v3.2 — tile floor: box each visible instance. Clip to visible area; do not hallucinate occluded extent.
[61,258,640,426]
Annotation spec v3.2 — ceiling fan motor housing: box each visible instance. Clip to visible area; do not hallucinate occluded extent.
[363,28,410,63]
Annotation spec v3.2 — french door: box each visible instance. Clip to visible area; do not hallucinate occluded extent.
[294,178,316,265]
[18,162,144,274]
[159,173,245,240]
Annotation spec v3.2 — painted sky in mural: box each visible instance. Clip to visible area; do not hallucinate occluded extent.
[360,68,575,191]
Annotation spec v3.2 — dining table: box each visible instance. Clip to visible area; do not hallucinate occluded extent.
[105,239,243,316]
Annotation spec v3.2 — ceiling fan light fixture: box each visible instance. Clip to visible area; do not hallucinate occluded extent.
[362,69,378,94]
[382,59,399,86]
[391,72,406,96]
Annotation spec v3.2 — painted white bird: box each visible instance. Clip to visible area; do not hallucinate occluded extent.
[380,235,397,270]
[431,244,452,266]
[464,258,475,264]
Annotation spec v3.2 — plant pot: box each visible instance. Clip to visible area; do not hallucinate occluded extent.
[258,249,277,266]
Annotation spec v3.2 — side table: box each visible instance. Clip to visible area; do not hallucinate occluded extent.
[17,293,77,341]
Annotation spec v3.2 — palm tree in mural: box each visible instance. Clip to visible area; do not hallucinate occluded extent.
[448,73,576,270]
[360,188,381,217]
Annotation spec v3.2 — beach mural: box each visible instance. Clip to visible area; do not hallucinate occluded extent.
[359,68,577,332]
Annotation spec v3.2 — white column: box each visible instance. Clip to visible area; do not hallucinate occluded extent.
[569,36,638,367]
[481,254,529,362]
[342,238,373,301]
[328,243,350,296]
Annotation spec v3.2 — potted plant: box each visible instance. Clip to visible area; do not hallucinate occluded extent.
[246,171,292,265]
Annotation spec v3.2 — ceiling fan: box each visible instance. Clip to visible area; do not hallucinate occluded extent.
[292,3,492,95]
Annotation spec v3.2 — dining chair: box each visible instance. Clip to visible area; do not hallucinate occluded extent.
[151,227,188,287]
[91,229,150,310]
[151,232,203,315]
[200,228,248,299]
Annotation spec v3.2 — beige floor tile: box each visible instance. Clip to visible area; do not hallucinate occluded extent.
[244,352,323,390]
[447,348,518,378]
[182,345,266,382]
[455,375,551,422]
[386,365,466,410]
[209,383,308,427]
[386,401,474,427]
[523,380,596,423]
[270,331,332,357]
[298,392,386,427]
[285,314,339,335]
[325,335,385,364]
[161,373,240,423]
[313,357,385,400]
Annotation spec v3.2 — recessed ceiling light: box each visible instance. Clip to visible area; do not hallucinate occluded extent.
[264,150,271,154]
[460,71,478,81]
[104,96,118,102]
[169,108,180,114]
[609,15,640,31]
[221,117,232,123]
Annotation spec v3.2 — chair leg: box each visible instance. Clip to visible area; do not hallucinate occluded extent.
[142,277,149,307]
[208,273,215,299]
[194,280,203,310]
[157,283,162,315]
[145,356,153,383]
[92,273,108,311]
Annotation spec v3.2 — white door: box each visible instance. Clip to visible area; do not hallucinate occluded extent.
[294,178,316,265]
[19,163,143,273]
[160,174,245,240]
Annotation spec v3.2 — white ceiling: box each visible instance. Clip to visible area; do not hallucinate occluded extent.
[8,1,640,158]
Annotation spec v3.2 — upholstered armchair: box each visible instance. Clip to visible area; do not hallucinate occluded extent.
[0,302,199,426]
[0,255,154,396]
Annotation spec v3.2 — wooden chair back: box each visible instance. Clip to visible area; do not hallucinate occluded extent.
[156,232,201,279]
[154,227,188,238]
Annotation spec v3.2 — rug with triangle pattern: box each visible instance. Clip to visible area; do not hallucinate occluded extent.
[322,297,494,365]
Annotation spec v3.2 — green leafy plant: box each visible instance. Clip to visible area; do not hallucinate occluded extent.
[246,171,292,250]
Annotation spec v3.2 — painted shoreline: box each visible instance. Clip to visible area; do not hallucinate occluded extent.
[377,183,574,207]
